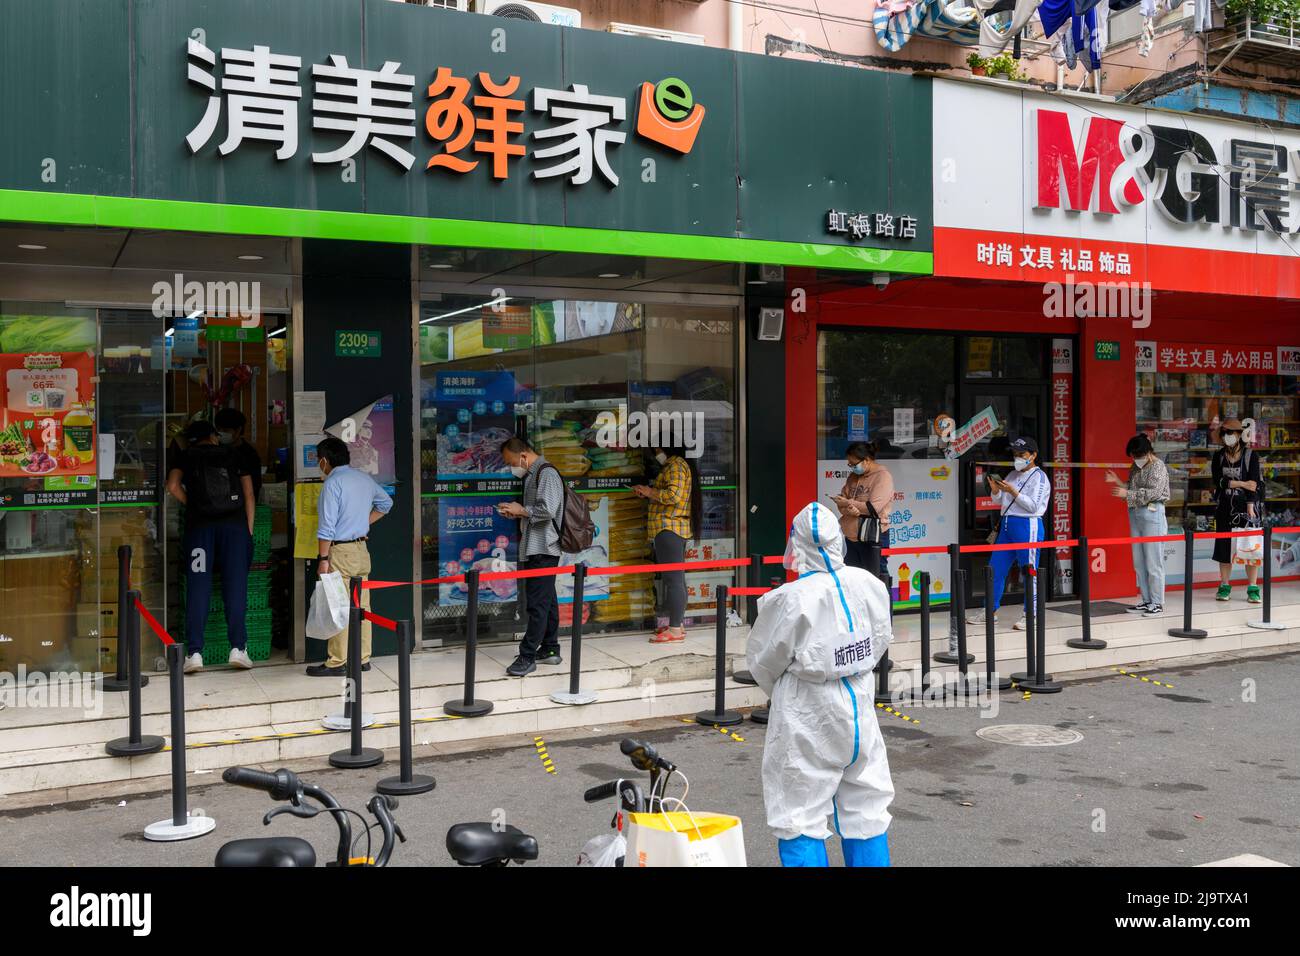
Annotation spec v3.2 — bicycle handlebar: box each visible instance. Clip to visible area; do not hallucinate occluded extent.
[223,766,296,800]
[584,782,619,803]
[366,795,400,867]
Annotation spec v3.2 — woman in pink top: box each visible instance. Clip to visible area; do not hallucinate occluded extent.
[830,441,894,575]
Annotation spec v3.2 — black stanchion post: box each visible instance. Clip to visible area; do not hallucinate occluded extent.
[1067,535,1107,650]
[379,620,436,795]
[1021,552,1061,693]
[1248,526,1286,632]
[1011,566,1038,684]
[935,542,973,665]
[104,544,143,692]
[552,563,597,705]
[985,565,1012,690]
[733,554,761,687]
[695,586,742,727]
[954,570,972,697]
[144,641,216,840]
[1168,526,1207,639]
[330,580,383,769]
[915,571,932,699]
[106,590,164,756]
[444,568,493,716]
[874,571,894,705]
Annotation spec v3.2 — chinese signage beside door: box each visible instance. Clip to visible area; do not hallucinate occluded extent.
[931,78,1300,297]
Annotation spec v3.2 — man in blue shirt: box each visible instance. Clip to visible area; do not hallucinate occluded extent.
[308,436,393,677]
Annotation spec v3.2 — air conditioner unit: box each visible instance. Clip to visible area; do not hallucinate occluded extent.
[392,0,469,10]
[477,0,581,28]
[607,22,706,45]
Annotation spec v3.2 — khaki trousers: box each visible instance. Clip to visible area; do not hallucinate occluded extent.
[326,540,372,667]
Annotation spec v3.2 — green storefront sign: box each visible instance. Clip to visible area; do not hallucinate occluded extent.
[0,0,934,274]
[334,329,381,358]
[1095,340,1122,362]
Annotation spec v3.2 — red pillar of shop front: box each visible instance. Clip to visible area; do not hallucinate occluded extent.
[1078,313,1138,601]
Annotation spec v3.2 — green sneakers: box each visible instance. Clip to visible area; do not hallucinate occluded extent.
[1215,584,1232,601]
[1247,585,1262,604]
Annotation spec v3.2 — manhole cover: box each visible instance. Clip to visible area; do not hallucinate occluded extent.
[976,724,1084,747]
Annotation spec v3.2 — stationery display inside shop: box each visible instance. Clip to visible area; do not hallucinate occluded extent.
[1136,368,1300,532]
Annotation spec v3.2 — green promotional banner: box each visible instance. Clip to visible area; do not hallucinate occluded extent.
[0,0,934,271]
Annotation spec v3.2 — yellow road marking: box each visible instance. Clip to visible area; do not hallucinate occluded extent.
[875,702,920,725]
[533,736,557,774]
[1113,667,1175,689]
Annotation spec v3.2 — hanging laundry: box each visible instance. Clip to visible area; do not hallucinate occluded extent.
[873,0,981,52]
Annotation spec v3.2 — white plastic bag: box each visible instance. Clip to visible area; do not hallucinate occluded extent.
[1234,527,1264,567]
[306,571,351,639]
[576,831,626,867]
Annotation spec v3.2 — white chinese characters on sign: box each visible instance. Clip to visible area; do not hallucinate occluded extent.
[827,209,918,242]
[531,84,627,187]
[186,39,303,161]
[310,55,416,169]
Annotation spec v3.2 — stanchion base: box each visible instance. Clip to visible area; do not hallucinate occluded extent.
[1017,678,1063,694]
[377,774,436,796]
[1010,672,1054,683]
[144,813,216,842]
[933,651,976,665]
[943,674,1010,695]
[1246,620,1287,631]
[749,707,769,724]
[550,690,598,706]
[1065,638,1108,649]
[105,735,165,757]
[102,675,149,692]
[322,712,374,731]
[695,709,744,727]
[732,669,758,686]
[329,747,384,769]
[1167,628,1208,639]
[444,698,493,717]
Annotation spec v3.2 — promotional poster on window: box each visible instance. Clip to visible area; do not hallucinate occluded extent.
[0,351,97,483]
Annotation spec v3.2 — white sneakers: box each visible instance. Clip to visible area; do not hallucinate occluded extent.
[182,649,254,672]
[965,608,987,625]
[1012,617,1029,631]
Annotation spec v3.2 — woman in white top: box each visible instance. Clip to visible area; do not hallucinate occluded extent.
[967,436,1051,631]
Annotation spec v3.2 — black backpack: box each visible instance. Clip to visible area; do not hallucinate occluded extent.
[185,444,244,518]
[540,464,595,554]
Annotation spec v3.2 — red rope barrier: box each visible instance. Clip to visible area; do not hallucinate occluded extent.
[729,586,772,596]
[362,610,398,632]
[133,597,176,646]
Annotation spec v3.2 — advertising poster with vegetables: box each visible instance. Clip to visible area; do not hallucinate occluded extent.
[1,351,96,479]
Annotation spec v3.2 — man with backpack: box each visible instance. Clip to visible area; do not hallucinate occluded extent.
[497,436,593,677]
[166,420,256,673]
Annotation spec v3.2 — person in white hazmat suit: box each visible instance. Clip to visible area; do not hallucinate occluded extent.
[746,500,895,867]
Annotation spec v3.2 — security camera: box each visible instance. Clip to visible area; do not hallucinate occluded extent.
[872,272,890,291]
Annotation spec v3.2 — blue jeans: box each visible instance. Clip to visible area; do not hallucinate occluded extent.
[1129,506,1167,606]
[183,518,253,653]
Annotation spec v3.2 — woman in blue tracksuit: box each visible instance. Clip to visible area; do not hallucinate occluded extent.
[967,436,1052,631]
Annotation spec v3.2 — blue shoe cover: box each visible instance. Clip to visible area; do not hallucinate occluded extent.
[778,835,829,867]
[842,832,890,867]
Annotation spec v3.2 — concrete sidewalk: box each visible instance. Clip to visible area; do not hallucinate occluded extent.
[1,580,1296,799]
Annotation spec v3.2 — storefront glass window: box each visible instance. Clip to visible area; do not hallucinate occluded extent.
[417,268,739,644]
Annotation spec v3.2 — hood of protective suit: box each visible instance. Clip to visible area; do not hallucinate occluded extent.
[783,501,846,576]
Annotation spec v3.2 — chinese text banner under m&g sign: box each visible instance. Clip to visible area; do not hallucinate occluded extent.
[0,0,933,263]
[931,78,1300,296]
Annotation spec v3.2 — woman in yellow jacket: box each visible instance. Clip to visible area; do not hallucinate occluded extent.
[632,444,702,643]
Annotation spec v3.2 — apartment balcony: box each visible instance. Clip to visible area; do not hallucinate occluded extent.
[1209,11,1300,68]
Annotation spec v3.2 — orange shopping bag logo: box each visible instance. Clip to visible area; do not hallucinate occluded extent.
[636,78,705,155]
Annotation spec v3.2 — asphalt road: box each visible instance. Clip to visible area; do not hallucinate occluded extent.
[3,650,1297,868]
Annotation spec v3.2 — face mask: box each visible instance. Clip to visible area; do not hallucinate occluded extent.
[1133,456,1149,468]
[1013,456,1032,471]
[509,464,527,479]
[217,432,235,445]
[1223,434,1240,447]
[848,462,865,476]
[654,452,667,466]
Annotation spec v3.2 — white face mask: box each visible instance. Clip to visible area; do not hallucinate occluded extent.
[654,452,667,466]
[1013,456,1032,471]
[217,432,235,446]
[509,463,527,479]
[1223,434,1240,448]
[848,462,866,476]
[1133,456,1149,468]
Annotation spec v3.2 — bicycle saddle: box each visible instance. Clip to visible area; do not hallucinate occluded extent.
[214,836,317,868]
[445,823,538,866]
